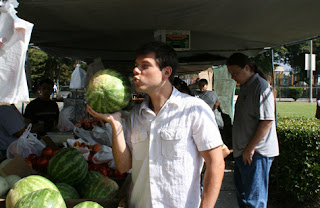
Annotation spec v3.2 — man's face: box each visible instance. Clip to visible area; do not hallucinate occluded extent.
[198,81,208,92]
[39,83,53,98]
[133,52,164,93]
[227,65,246,85]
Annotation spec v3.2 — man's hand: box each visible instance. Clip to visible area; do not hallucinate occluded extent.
[242,147,255,165]
[86,105,121,124]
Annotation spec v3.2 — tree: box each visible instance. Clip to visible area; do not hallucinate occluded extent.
[27,47,83,91]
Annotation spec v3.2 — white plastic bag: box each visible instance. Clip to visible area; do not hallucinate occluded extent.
[57,106,75,132]
[69,64,86,89]
[92,125,113,147]
[6,124,45,158]
[73,126,97,145]
[92,145,114,164]
[0,1,34,104]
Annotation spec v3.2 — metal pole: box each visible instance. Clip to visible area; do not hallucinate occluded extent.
[271,49,277,125]
[309,40,313,103]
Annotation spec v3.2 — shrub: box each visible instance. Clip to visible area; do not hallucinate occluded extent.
[272,117,320,201]
[288,87,303,101]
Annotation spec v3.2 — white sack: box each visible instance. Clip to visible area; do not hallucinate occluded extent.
[0,1,33,104]
[69,64,86,89]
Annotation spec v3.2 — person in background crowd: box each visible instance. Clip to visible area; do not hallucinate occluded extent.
[52,82,58,99]
[316,91,320,119]
[226,53,279,208]
[87,41,225,208]
[24,79,60,137]
[173,77,191,95]
[0,104,26,160]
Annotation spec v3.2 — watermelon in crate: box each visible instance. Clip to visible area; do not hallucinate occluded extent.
[77,171,105,197]
[14,188,66,208]
[56,182,80,199]
[6,175,61,208]
[86,69,132,113]
[73,201,103,208]
[82,177,119,199]
[48,148,88,185]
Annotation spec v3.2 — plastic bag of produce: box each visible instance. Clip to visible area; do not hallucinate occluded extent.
[69,64,86,89]
[57,106,75,132]
[92,145,113,164]
[6,124,45,158]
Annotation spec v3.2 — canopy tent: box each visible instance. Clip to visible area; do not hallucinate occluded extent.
[16,0,320,74]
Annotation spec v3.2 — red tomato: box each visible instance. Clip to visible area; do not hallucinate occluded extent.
[27,153,37,160]
[41,147,53,157]
[52,149,60,156]
[37,157,49,168]
[92,144,100,153]
[24,159,33,168]
[98,166,108,177]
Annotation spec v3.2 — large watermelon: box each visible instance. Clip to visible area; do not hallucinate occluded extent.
[77,171,105,197]
[73,201,103,208]
[48,148,88,185]
[6,175,60,208]
[56,183,80,199]
[14,188,66,208]
[82,177,119,199]
[86,69,132,113]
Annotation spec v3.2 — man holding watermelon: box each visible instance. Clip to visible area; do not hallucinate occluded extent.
[87,41,225,208]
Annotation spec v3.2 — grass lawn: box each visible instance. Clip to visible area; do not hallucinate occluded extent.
[276,101,317,119]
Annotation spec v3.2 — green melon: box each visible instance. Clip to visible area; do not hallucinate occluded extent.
[56,183,80,199]
[86,69,132,113]
[73,201,103,208]
[77,171,105,197]
[47,148,88,186]
[6,175,60,208]
[82,177,119,199]
[14,188,66,208]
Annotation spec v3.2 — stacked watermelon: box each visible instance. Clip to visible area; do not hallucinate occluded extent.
[47,147,88,185]
[73,201,103,208]
[6,175,66,208]
[86,69,132,113]
[56,183,80,199]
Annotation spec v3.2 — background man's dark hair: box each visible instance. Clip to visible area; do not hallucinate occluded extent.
[199,79,208,85]
[136,41,178,83]
[39,78,54,87]
[226,53,267,80]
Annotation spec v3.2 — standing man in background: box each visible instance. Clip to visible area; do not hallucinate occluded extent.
[227,53,279,208]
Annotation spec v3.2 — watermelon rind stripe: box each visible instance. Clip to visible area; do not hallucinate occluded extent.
[48,148,88,185]
[14,188,66,208]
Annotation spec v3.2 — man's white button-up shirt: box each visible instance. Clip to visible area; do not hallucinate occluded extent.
[126,88,223,208]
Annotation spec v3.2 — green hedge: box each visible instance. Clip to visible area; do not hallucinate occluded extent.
[272,117,320,201]
[288,87,303,101]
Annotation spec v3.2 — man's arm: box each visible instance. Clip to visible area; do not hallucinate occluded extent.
[213,101,220,110]
[87,105,132,173]
[199,146,225,208]
[242,120,273,165]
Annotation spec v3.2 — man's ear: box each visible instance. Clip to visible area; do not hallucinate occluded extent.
[162,66,172,80]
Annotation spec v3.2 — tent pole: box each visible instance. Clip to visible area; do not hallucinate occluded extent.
[271,49,277,125]
[309,40,313,103]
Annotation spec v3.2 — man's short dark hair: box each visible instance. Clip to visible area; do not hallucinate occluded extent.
[199,79,208,85]
[39,79,54,87]
[136,41,178,83]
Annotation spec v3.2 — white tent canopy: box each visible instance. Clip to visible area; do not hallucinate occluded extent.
[16,0,320,74]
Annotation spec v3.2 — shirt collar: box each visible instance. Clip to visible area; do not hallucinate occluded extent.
[241,73,259,88]
[138,87,182,115]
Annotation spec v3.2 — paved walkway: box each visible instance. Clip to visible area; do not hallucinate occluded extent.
[216,156,239,208]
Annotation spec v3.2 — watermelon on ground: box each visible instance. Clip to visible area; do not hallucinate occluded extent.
[14,188,66,208]
[56,183,80,199]
[82,177,119,199]
[86,69,132,113]
[77,171,105,197]
[6,175,60,208]
[47,147,88,185]
[73,201,103,208]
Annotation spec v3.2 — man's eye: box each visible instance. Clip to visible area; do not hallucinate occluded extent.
[142,65,149,69]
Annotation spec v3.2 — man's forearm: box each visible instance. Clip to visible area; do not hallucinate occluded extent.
[200,153,225,207]
[110,119,132,173]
